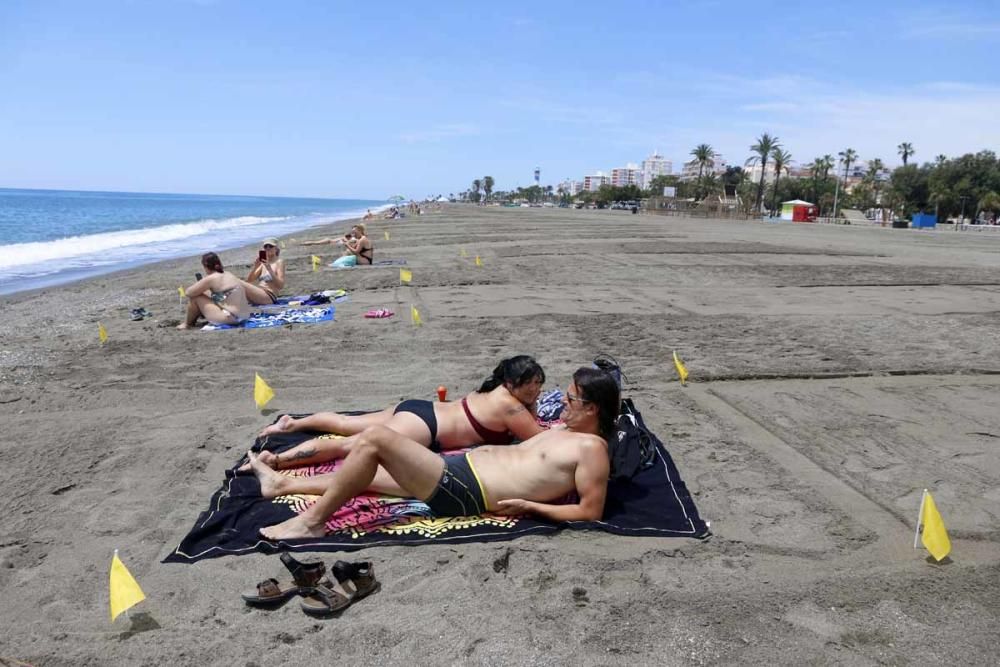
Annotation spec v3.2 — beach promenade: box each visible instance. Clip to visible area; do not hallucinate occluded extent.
[1,206,999,665]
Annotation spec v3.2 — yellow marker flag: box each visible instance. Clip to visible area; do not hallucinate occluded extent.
[280,241,286,249]
[400,268,412,284]
[178,286,186,298]
[475,255,483,267]
[110,550,145,621]
[411,305,422,326]
[254,372,275,410]
[98,322,108,345]
[384,231,390,240]
[460,248,468,258]
[311,255,320,272]
[915,490,952,561]
[672,350,689,385]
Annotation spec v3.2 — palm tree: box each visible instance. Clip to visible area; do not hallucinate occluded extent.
[482,176,494,203]
[691,144,714,199]
[866,158,885,206]
[768,148,792,215]
[749,133,780,213]
[833,148,857,218]
[897,142,915,166]
[471,179,482,203]
[935,154,948,167]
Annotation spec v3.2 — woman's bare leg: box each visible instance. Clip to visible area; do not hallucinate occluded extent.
[259,407,396,437]
[241,280,275,306]
[178,295,209,329]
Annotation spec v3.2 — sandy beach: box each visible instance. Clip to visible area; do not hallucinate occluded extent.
[2,206,999,665]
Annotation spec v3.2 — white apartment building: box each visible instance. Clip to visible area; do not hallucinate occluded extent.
[610,163,641,187]
[583,172,610,191]
[640,151,672,188]
[680,153,727,181]
[557,179,583,196]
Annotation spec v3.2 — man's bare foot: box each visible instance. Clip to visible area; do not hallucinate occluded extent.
[259,414,295,437]
[259,514,327,541]
[247,451,292,499]
[237,449,278,473]
[176,323,191,330]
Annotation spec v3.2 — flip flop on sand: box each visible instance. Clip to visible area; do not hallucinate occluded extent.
[241,553,326,608]
[299,561,380,618]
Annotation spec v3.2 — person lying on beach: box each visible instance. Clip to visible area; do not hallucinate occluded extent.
[244,237,286,305]
[255,355,547,469]
[177,252,251,330]
[249,367,620,539]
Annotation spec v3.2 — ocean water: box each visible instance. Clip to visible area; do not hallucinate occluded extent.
[0,188,385,295]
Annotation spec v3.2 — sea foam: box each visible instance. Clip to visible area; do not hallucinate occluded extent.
[6,215,289,268]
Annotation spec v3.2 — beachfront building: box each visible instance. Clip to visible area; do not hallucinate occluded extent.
[583,172,610,191]
[680,153,727,181]
[558,179,583,196]
[640,151,672,188]
[611,164,641,187]
[743,160,780,185]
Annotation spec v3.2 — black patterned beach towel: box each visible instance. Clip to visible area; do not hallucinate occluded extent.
[164,407,709,564]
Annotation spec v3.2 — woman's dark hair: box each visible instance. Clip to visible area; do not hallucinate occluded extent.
[201,252,224,274]
[478,355,545,393]
[572,366,621,440]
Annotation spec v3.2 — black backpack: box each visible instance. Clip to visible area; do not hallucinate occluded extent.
[609,398,657,482]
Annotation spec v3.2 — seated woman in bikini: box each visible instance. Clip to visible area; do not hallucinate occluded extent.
[244,237,286,305]
[302,223,374,267]
[177,252,252,330]
[255,355,547,469]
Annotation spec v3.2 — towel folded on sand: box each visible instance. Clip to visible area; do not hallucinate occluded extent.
[165,405,708,563]
[202,306,334,331]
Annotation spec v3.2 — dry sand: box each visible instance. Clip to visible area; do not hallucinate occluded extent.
[1,207,999,665]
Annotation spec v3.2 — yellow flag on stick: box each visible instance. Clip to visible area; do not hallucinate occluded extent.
[178,286,186,298]
[98,322,108,345]
[400,268,412,284]
[254,372,275,410]
[384,231,390,240]
[915,490,952,561]
[411,305,422,326]
[311,255,321,272]
[475,255,483,267]
[672,350,689,385]
[460,248,468,258]
[110,550,145,621]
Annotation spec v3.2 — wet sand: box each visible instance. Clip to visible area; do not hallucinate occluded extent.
[2,206,999,665]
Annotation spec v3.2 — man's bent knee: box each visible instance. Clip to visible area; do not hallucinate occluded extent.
[355,425,395,451]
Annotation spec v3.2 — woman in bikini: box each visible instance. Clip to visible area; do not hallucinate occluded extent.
[244,237,286,305]
[306,223,373,268]
[255,355,547,469]
[177,252,251,330]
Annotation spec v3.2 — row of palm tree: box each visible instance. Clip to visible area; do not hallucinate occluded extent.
[689,135,916,216]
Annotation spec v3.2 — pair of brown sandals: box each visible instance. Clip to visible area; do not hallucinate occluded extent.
[242,553,380,618]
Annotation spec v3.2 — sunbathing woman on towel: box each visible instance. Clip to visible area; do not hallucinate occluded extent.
[177,252,252,330]
[255,355,547,469]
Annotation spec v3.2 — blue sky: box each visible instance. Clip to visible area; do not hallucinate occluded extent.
[1,0,998,199]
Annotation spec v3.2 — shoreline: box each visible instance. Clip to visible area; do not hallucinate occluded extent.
[0,208,384,301]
